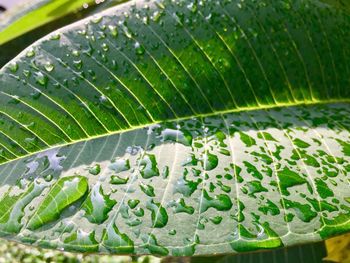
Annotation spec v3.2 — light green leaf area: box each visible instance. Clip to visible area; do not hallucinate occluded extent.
[0,104,348,256]
[0,0,98,45]
[0,0,129,69]
[0,0,350,256]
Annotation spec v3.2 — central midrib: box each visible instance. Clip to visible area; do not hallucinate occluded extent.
[0,98,348,167]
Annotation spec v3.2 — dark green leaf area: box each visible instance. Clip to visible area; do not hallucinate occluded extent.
[1,0,350,164]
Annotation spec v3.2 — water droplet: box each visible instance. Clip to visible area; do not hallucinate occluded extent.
[239,132,256,147]
[50,33,61,40]
[244,161,263,180]
[44,63,54,72]
[200,190,232,212]
[284,199,317,222]
[277,167,310,196]
[161,128,192,146]
[0,182,44,234]
[142,16,149,25]
[152,11,162,22]
[162,166,169,179]
[35,72,48,87]
[109,158,130,173]
[27,176,88,230]
[146,199,168,228]
[134,42,145,55]
[63,230,99,253]
[142,234,168,256]
[101,43,109,52]
[9,63,18,73]
[173,174,201,197]
[133,207,144,217]
[72,50,80,57]
[182,154,198,166]
[92,16,102,24]
[126,218,142,227]
[103,224,134,253]
[123,26,133,38]
[202,151,218,171]
[187,2,197,13]
[245,180,268,197]
[139,154,159,179]
[258,200,280,216]
[210,216,223,224]
[128,199,140,209]
[89,164,101,175]
[26,49,35,57]
[82,183,116,224]
[108,25,118,37]
[155,2,165,9]
[44,174,53,182]
[169,198,194,214]
[73,60,83,70]
[140,183,155,197]
[230,223,282,252]
[23,69,30,77]
[315,178,334,198]
[110,175,128,185]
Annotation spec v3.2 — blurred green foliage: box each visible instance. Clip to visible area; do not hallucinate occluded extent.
[0,239,161,263]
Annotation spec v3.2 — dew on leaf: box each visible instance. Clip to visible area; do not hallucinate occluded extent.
[210,216,223,224]
[200,190,232,212]
[27,176,88,230]
[128,199,140,209]
[277,167,309,196]
[142,234,169,256]
[169,198,194,214]
[89,164,101,175]
[108,25,118,37]
[26,49,35,57]
[109,158,130,173]
[173,175,201,197]
[133,207,145,217]
[110,175,129,185]
[44,63,54,72]
[140,183,155,197]
[146,199,168,228]
[82,184,117,224]
[161,128,193,146]
[63,230,99,253]
[139,154,159,179]
[35,72,48,86]
[9,63,18,73]
[134,42,145,55]
[202,151,218,171]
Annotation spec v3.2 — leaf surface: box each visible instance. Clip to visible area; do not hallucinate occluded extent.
[0,0,349,256]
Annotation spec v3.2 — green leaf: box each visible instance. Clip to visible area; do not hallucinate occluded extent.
[0,0,121,45]
[320,0,350,12]
[0,0,349,256]
[194,241,327,263]
[0,0,128,68]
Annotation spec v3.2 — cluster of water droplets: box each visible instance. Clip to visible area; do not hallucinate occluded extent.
[0,104,348,255]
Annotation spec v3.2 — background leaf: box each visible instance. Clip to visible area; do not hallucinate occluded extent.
[0,0,127,45]
[0,0,128,67]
